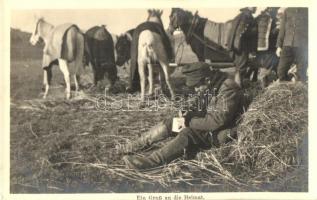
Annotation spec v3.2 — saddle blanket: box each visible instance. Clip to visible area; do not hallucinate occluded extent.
[129,21,174,87]
[203,20,233,50]
[42,23,80,69]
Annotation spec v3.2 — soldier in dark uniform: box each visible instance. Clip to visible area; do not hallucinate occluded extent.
[276,7,308,81]
[250,7,280,88]
[119,62,244,170]
[227,7,257,87]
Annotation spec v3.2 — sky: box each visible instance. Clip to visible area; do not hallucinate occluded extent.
[10,8,266,35]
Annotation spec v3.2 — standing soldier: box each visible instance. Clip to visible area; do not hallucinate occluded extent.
[276,8,308,81]
[118,62,244,170]
[226,7,257,87]
[251,7,280,88]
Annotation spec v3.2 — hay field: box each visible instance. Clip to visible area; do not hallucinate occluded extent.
[10,30,308,193]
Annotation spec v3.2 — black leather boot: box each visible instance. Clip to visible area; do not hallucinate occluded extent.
[123,133,188,170]
[117,122,169,154]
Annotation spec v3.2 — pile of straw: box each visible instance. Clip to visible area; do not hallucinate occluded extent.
[234,81,308,185]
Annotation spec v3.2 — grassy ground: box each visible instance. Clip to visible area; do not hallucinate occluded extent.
[10,32,307,193]
[10,58,198,192]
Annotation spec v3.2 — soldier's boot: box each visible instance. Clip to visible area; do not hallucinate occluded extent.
[117,122,169,154]
[123,133,188,170]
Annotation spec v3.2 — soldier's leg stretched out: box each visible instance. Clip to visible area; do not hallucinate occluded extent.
[117,117,174,154]
[122,127,238,170]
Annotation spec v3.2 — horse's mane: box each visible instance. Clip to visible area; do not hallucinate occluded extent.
[173,8,207,26]
[147,10,163,26]
[127,28,135,36]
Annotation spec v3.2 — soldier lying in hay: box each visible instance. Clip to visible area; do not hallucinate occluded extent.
[118,62,244,170]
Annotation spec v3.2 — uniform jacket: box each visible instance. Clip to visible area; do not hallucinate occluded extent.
[256,11,279,51]
[276,8,308,48]
[188,77,244,132]
[227,10,256,52]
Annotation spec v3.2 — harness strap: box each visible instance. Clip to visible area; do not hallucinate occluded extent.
[186,11,199,39]
[192,32,229,57]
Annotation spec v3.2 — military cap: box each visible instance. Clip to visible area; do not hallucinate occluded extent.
[182,62,211,87]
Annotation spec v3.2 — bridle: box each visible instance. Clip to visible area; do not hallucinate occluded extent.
[31,18,42,44]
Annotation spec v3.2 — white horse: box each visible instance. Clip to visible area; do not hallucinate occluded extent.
[138,9,175,101]
[29,17,84,99]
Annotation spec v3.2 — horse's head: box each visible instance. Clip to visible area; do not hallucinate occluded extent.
[167,8,189,35]
[265,7,280,18]
[29,16,44,46]
[115,32,132,66]
[147,9,163,26]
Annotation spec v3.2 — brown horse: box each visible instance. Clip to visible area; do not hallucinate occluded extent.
[29,17,85,99]
[137,9,175,101]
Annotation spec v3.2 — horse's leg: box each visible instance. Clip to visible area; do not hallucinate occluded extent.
[42,66,53,99]
[138,61,146,102]
[43,69,49,99]
[58,59,71,99]
[92,64,98,86]
[147,63,154,96]
[158,66,168,96]
[159,60,175,100]
[74,75,79,92]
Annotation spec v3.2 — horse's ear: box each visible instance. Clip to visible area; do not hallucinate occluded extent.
[159,10,163,16]
[148,9,152,14]
[34,14,44,22]
[33,14,40,21]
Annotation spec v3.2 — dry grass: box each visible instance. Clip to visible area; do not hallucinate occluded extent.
[11,79,308,192]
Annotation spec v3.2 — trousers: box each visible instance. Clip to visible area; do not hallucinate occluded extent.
[277,46,308,81]
[162,117,236,159]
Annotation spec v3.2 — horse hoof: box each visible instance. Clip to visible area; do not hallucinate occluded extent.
[147,93,155,100]
[138,101,147,109]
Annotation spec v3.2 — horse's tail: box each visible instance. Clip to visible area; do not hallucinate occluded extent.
[142,43,158,63]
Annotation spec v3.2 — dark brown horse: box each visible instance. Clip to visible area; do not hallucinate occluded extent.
[85,25,117,89]
[167,8,257,86]
[115,29,135,67]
